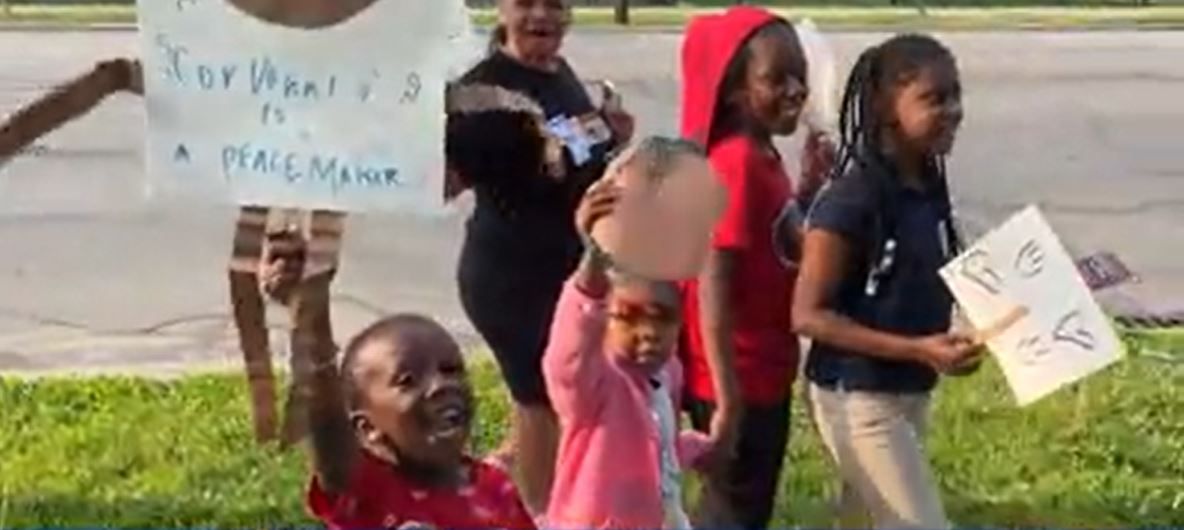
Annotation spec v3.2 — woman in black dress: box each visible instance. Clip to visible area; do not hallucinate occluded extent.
[445,0,634,516]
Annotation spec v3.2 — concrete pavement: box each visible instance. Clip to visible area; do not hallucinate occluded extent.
[1,30,1182,376]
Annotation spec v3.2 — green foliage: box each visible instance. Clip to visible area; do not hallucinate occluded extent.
[1,335,1181,527]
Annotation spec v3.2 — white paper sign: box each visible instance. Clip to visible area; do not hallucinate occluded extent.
[940,206,1123,406]
[138,0,474,213]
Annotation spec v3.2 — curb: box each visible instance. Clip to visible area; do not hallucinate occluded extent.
[4,21,1184,33]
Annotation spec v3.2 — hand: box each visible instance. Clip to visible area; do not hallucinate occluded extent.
[698,404,740,475]
[946,344,987,377]
[910,333,980,374]
[126,60,144,95]
[574,177,622,239]
[604,107,635,147]
[800,131,835,199]
[259,230,307,304]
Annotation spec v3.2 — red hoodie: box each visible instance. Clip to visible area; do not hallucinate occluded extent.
[679,6,801,405]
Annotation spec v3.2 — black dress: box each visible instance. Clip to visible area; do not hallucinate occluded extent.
[453,51,614,405]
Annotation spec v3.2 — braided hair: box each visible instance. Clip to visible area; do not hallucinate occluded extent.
[832,34,963,257]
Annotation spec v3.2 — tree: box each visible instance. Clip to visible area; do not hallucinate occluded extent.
[614,0,629,25]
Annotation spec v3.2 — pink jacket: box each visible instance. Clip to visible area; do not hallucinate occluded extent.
[543,280,711,530]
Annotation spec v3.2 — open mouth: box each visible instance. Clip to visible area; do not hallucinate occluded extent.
[429,401,471,441]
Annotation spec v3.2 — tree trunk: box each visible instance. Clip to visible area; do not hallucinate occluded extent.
[614,0,629,26]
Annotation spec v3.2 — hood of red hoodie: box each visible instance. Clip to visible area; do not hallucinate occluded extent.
[679,6,783,150]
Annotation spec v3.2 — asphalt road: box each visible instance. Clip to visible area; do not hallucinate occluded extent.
[1,29,1181,374]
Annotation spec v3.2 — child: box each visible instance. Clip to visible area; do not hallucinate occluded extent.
[298,293,535,529]
[792,34,979,529]
[0,56,342,446]
[678,6,828,527]
[543,138,712,530]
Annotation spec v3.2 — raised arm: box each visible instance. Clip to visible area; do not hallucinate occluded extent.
[284,265,356,494]
[0,58,141,160]
[542,178,621,418]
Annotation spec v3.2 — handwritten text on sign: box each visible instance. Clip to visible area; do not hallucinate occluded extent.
[138,0,471,212]
[940,206,1122,406]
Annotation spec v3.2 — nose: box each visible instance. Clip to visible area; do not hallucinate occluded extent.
[785,76,807,105]
[946,100,965,126]
[425,371,463,398]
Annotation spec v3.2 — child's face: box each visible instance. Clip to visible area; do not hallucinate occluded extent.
[735,25,809,138]
[605,279,682,374]
[499,0,571,61]
[352,323,474,470]
[885,61,964,157]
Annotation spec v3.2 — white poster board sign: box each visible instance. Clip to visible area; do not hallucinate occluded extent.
[138,0,474,213]
[940,206,1123,406]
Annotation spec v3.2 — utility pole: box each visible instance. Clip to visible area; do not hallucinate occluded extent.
[615,0,629,25]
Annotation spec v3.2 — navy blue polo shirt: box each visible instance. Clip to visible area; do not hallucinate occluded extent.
[803,157,956,394]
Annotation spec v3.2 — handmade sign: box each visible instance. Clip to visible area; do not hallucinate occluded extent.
[940,206,1123,406]
[591,139,727,281]
[137,0,473,212]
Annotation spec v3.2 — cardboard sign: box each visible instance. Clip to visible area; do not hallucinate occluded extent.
[591,145,727,281]
[940,206,1123,406]
[138,0,475,212]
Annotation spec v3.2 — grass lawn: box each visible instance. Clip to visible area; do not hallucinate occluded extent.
[3,4,1184,30]
[1,332,1181,528]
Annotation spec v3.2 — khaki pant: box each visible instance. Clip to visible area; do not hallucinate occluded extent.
[808,384,948,530]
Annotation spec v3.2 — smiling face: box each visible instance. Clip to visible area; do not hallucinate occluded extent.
[883,59,964,157]
[728,22,808,139]
[497,0,571,67]
[223,0,379,29]
[348,317,474,474]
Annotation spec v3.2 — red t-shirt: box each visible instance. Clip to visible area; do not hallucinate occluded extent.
[681,134,800,405]
[307,451,536,530]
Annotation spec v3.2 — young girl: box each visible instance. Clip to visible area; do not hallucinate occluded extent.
[294,278,535,529]
[792,34,981,529]
[678,7,828,527]
[543,138,713,530]
[0,54,341,446]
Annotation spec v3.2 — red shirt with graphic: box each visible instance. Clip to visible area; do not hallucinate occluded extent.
[307,451,536,530]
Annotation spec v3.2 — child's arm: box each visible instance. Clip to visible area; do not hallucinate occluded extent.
[0,58,141,160]
[696,250,742,454]
[291,272,358,494]
[542,178,620,417]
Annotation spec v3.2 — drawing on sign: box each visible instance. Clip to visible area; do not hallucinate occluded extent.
[1052,309,1096,351]
[1014,239,1045,279]
[1015,333,1052,366]
[958,248,1003,295]
[138,0,476,211]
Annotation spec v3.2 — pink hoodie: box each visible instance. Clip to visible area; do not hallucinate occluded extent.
[543,281,710,530]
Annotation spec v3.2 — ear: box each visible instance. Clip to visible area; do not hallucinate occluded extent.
[350,411,382,444]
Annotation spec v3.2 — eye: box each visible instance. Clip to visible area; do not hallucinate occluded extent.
[440,361,466,377]
[393,372,416,388]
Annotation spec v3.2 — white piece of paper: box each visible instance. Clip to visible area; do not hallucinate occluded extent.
[940,206,1123,406]
[138,0,476,213]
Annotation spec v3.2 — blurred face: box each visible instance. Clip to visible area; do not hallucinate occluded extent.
[498,0,571,66]
[885,60,964,157]
[734,24,808,138]
[605,279,681,374]
[351,322,474,474]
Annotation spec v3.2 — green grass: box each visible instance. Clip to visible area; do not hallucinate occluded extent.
[4,4,1184,29]
[1,334,1182,527]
